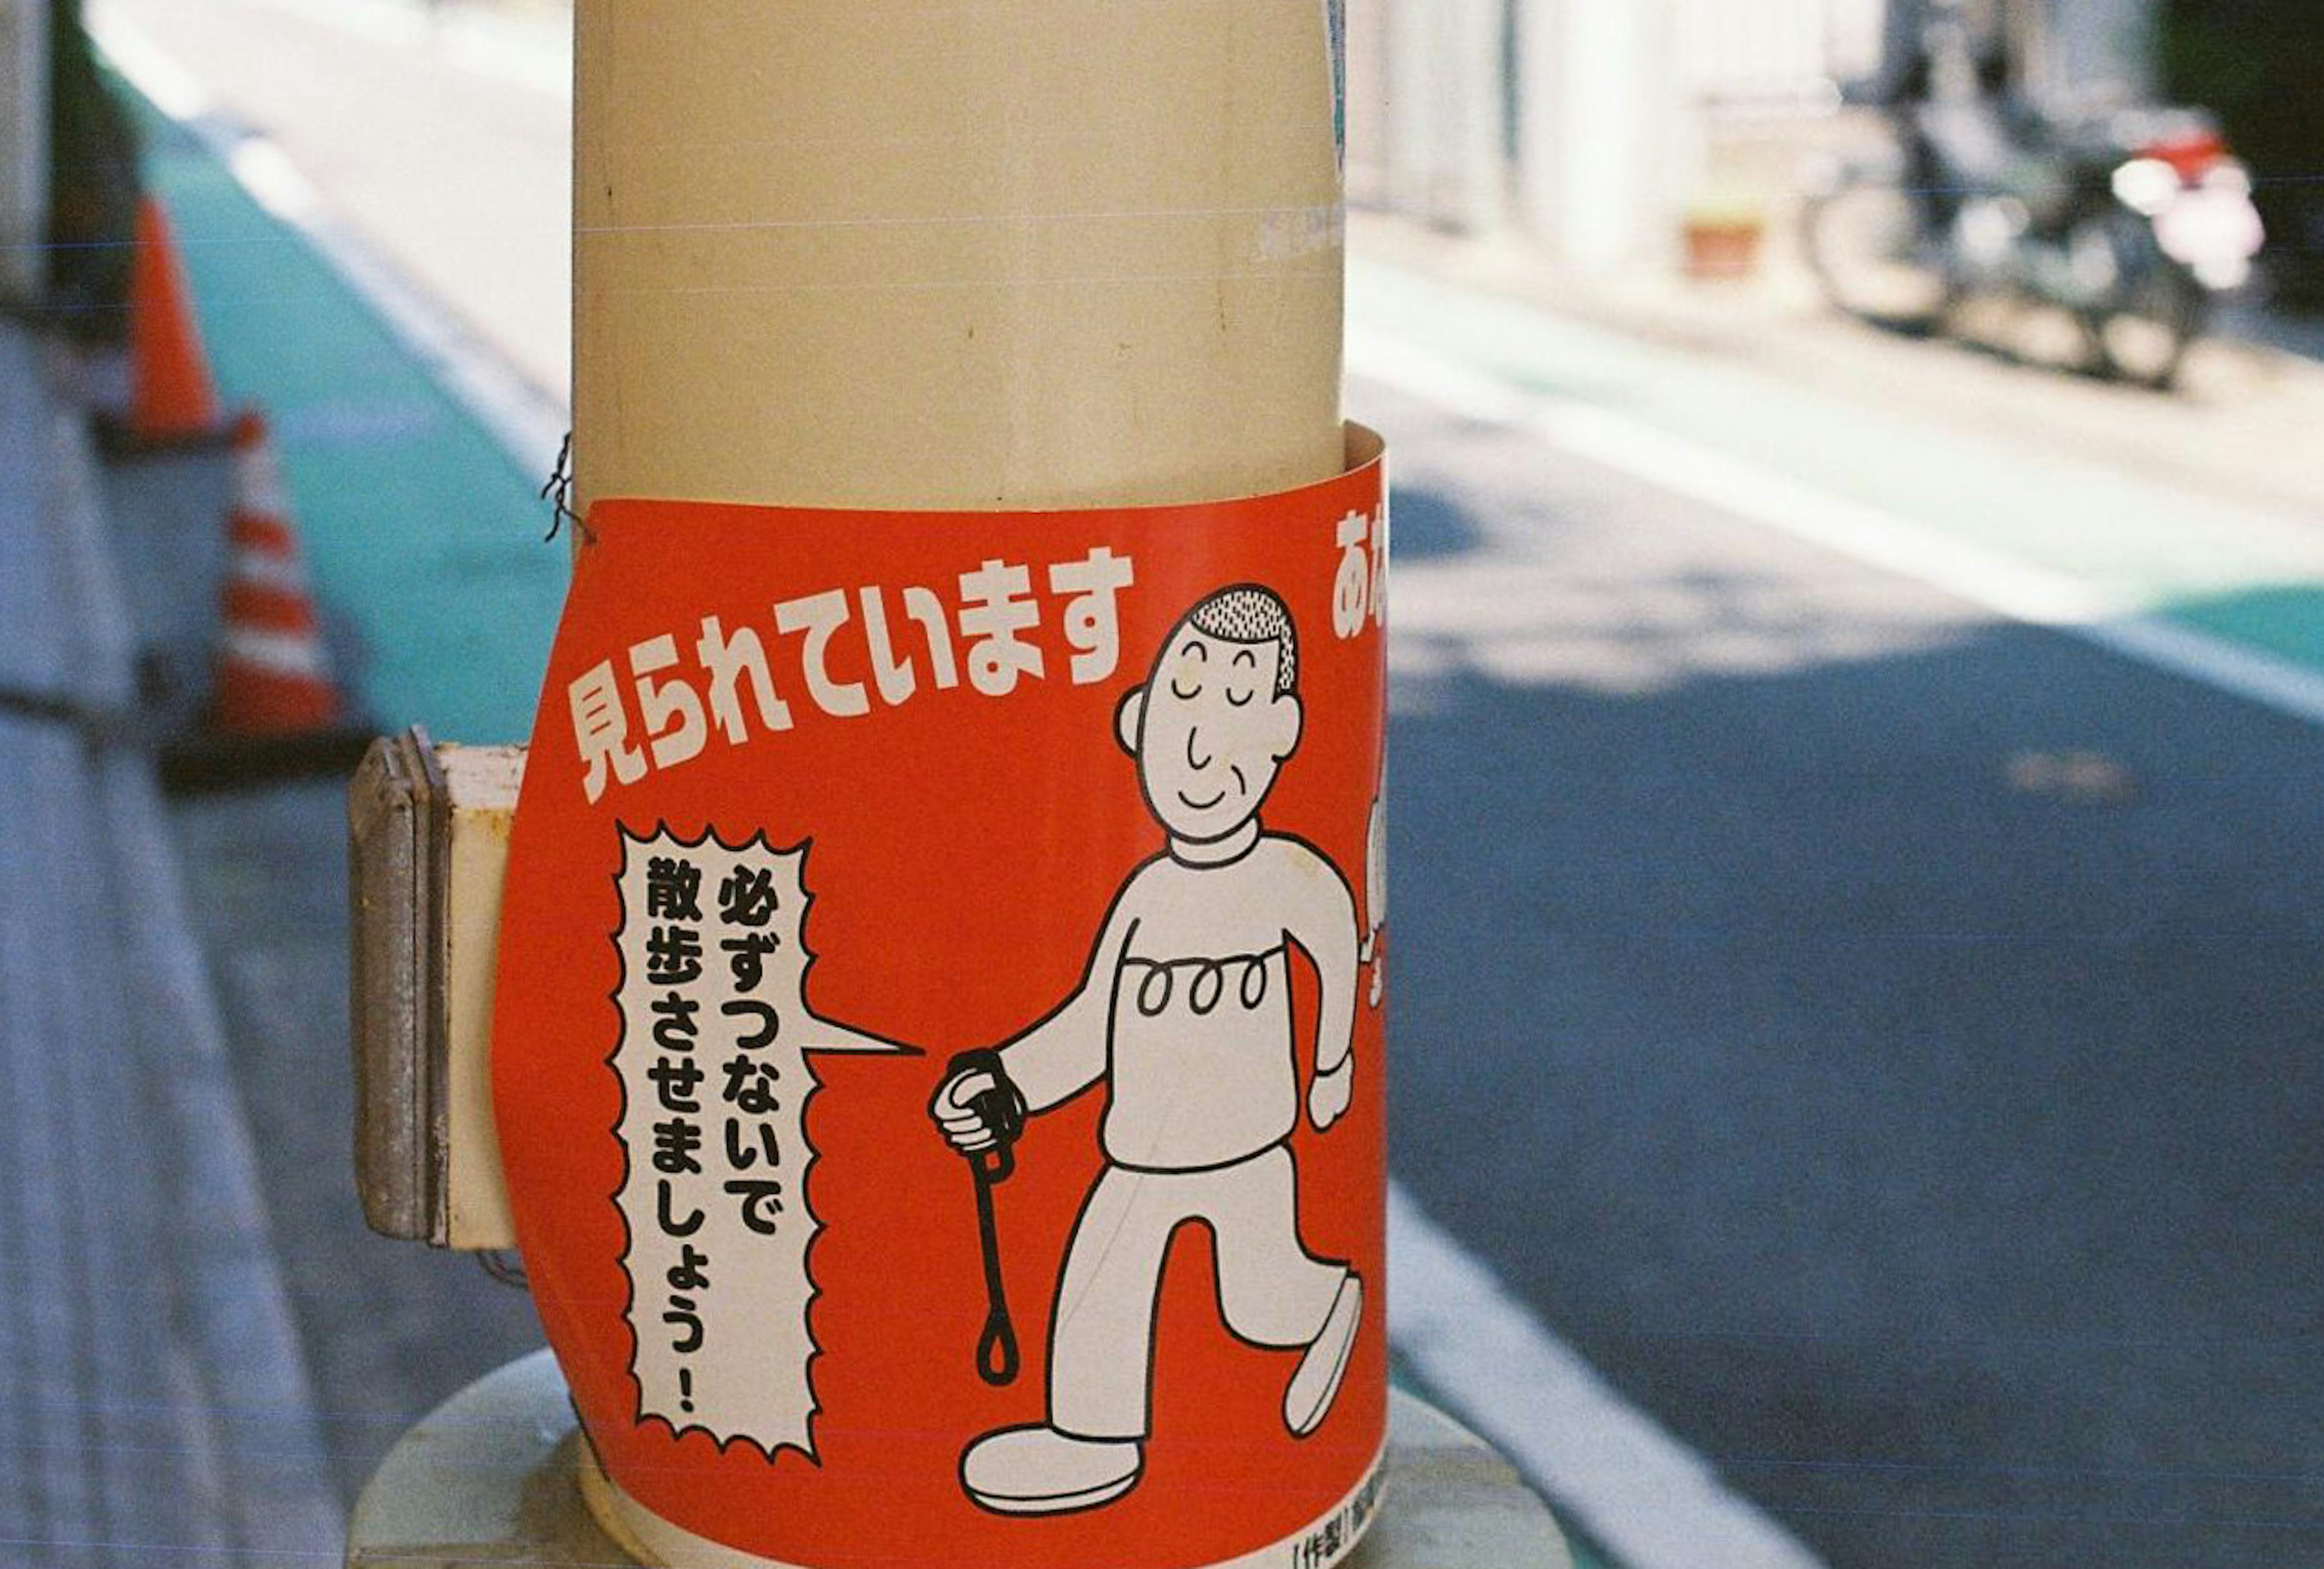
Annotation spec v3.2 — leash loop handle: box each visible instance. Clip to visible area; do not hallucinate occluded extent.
[948,1049,1026,1387]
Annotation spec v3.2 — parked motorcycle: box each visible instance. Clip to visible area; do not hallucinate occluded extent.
[1802,26,2264,388]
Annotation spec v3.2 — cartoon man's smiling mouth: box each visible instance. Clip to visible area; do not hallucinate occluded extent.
[1176,787,1228,811]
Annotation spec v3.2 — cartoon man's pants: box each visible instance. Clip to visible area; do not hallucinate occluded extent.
[1048,1145,1348,1439]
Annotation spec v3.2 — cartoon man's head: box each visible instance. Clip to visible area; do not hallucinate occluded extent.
[1116,586,1303,843]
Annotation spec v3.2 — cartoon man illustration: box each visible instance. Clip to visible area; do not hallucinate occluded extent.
[930,584,1364,1516]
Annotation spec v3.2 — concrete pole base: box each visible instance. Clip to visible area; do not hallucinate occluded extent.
[347,1349,1574,1568]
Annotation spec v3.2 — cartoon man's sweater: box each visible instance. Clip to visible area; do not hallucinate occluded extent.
[999,833,1358,1171]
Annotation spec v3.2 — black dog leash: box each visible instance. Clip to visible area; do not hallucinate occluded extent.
[948,1048,1027,1386]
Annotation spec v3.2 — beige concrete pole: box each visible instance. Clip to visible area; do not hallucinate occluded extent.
[573,0,1347,517]
[562,12,1353,1564]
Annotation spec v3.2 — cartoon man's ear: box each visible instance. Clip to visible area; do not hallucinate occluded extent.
[1265,691,1304,762]
[1115,686,1146,757]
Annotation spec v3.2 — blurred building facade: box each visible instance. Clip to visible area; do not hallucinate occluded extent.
[1348,0,2164,270]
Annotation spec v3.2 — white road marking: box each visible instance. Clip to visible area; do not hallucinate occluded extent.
[87,0,208,119]
[1391,1182,1830,1569]
[88,4,570,479]
[1350,323,2324,731]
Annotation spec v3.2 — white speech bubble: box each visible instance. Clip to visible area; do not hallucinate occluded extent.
[611,827,902,1458]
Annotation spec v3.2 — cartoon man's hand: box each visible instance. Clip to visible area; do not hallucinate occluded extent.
[1308,1054,1354,1131]
[931,1066,1005,1154]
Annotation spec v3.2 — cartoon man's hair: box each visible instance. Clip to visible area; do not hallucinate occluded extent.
[1184,585,1298,699]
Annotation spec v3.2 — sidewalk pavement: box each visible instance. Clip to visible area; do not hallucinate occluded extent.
[0,321,341,1562]
[90,50,570,1498]
[1349,211,2324,682]
[1351,207,2324,525]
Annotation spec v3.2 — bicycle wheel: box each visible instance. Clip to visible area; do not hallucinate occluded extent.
[1802,174,1954,332]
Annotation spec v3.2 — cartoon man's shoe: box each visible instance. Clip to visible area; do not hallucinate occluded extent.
[1284,1273,1362,1437]
[960,1424,1144,1515]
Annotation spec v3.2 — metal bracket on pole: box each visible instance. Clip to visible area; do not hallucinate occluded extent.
[348,727,522,1251]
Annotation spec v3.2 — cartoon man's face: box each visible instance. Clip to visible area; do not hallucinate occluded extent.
[1117,625,1302,843]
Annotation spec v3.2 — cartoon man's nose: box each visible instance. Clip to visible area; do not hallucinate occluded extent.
[1185,727,1212,771]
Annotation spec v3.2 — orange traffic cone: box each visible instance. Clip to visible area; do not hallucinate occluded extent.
[128,196,223,444]
[214,412,345,734]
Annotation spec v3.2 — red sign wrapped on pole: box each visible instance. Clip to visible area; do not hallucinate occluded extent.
[494,432,1390,1569]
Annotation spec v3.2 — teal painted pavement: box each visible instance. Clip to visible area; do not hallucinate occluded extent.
[123,84,566,745]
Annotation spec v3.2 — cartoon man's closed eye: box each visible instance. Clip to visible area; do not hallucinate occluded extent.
[931,584,1364,1516]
